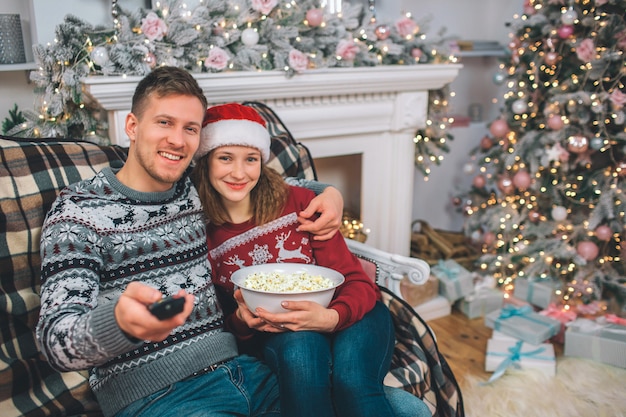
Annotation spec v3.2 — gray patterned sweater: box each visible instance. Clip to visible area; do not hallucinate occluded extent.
[36,167,238,417]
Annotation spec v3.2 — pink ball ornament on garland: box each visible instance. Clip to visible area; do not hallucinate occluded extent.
[375,24,390,40]
[483,231,496,246]
[473,175,486,188]
[544,51,559,66]
[577,241,599,261]
[497,176,514,194]
[513,170,531,190]
[595,225,613,241]
[567,135,589,154]
[480,135,493,150]
[143,52,157,68]
[489,119,510,138]
[528,210,541,223]
[547,114,564,130]
[306,8,324,27]
[557,25,574,39]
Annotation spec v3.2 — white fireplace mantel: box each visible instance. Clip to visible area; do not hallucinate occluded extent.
[82,64,461,255]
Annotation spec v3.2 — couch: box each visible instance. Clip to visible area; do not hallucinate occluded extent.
[0,103,463,417]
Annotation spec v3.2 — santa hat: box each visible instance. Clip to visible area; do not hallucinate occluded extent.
[194,103,271,162]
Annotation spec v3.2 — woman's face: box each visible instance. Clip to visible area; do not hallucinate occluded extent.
[208,145,262,207]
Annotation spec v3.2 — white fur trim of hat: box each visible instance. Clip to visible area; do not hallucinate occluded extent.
[194,103,271,162]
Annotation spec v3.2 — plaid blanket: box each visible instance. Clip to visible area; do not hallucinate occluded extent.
[0,102,463,416]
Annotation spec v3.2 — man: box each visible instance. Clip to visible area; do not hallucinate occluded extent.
[36,66,343,417]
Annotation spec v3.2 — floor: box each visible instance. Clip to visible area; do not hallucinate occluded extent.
[426,309,564,387]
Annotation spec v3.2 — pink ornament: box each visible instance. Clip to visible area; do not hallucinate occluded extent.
[143,52,157,68]
[557,25,574,39]
[375,25,390,40]
[567,135,589,154]
[513,170,532,190]
[497,176,514,194]
[473,175,486,188]
[480,135,493,150]
[489,119,510,138]
[595,225,613,241]
[306,8,324,27]
[577,241,599,261]
[411,48,423,59]
[528,210,541,223]
[547,114,564,130]
[544,51,559,66]
[483,232,496,246]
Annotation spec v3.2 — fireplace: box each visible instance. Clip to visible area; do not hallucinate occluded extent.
[82,65,460,255]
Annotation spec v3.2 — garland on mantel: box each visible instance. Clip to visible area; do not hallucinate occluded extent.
[6,0,458,177]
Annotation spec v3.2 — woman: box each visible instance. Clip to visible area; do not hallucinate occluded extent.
[191,103,428,417]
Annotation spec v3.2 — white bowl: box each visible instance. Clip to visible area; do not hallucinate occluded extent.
[231,263,345,314]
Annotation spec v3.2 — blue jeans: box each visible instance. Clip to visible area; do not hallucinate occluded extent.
[115,355,280,417]
[384,386,432,417]
[263,301,396,417]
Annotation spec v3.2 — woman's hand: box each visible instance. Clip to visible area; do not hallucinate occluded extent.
[253,300,339,333]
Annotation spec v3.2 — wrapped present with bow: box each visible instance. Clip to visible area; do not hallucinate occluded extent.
[564,316,626,368]
[454,275,503,319]
[485,304,561,345]
[432,259,474,302]
[512,278,559,309]
[485,338,556,381]
[539,303,577,344]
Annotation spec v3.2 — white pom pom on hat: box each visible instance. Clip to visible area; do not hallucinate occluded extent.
[194,103,271,162]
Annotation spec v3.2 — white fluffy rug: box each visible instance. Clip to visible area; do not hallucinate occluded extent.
[461,357,626,417]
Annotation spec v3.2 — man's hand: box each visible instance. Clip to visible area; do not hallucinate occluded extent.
[297,186,343,240]
[115,282,194,342]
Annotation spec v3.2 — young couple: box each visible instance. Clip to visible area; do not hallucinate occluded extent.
[36,66,429,417]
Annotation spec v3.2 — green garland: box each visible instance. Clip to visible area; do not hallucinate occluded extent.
[7,0,456,176]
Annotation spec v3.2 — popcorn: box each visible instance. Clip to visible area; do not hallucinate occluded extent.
[244,271,334,293]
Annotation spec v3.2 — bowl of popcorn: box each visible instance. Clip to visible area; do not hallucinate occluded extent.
[231,263,345,314]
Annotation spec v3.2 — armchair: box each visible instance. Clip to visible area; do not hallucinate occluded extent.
[0,102,462,417]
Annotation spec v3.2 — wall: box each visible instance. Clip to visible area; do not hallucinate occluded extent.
[0,0,521,242]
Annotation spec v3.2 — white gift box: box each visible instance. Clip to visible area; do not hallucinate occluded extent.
[454,288,503,319]
[564,318,626,368]
[432,259,474,302]
[512,278,558,309]
[485,305,561,345]
[486,338,556,377]
[414,295,451,321]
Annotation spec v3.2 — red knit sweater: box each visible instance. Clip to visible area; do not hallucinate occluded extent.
[207,186,379,339]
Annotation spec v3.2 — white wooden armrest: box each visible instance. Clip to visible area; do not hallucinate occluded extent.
[345,238,430,300]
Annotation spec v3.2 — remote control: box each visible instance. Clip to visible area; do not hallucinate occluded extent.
[148,296,185,320]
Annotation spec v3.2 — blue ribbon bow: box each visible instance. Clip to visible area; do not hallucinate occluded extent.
[483,340,551,384]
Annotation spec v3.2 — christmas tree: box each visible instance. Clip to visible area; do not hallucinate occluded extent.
[457,0,626,315]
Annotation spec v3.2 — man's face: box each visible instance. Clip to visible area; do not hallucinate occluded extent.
[122,93,205,192]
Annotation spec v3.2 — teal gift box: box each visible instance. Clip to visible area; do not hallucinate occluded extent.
[564,318,626,368]
[454,288,503,319]
[485,338,556,378]
[485,305,561,345]
[432,259,474,302]
[512,278,559,309]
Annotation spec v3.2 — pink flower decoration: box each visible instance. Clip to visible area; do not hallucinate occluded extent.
[335,39,359,61]
[395,17,418,37]
[141,12,167,42]
[610,89,626,109]
[575,38,595,62]
[250,0,278,15]
[204,47,230,71]
[288,49,308,73]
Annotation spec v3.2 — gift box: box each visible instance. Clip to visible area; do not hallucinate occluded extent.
[485,305,561,345]
[513,278,559,309]
[413,295,451,321]
[400,274,439,307]
[454,288,503,319]
[432,259,474,302]
[485,338,556,377]
[564,318,626,368]
[539,303,577,344]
